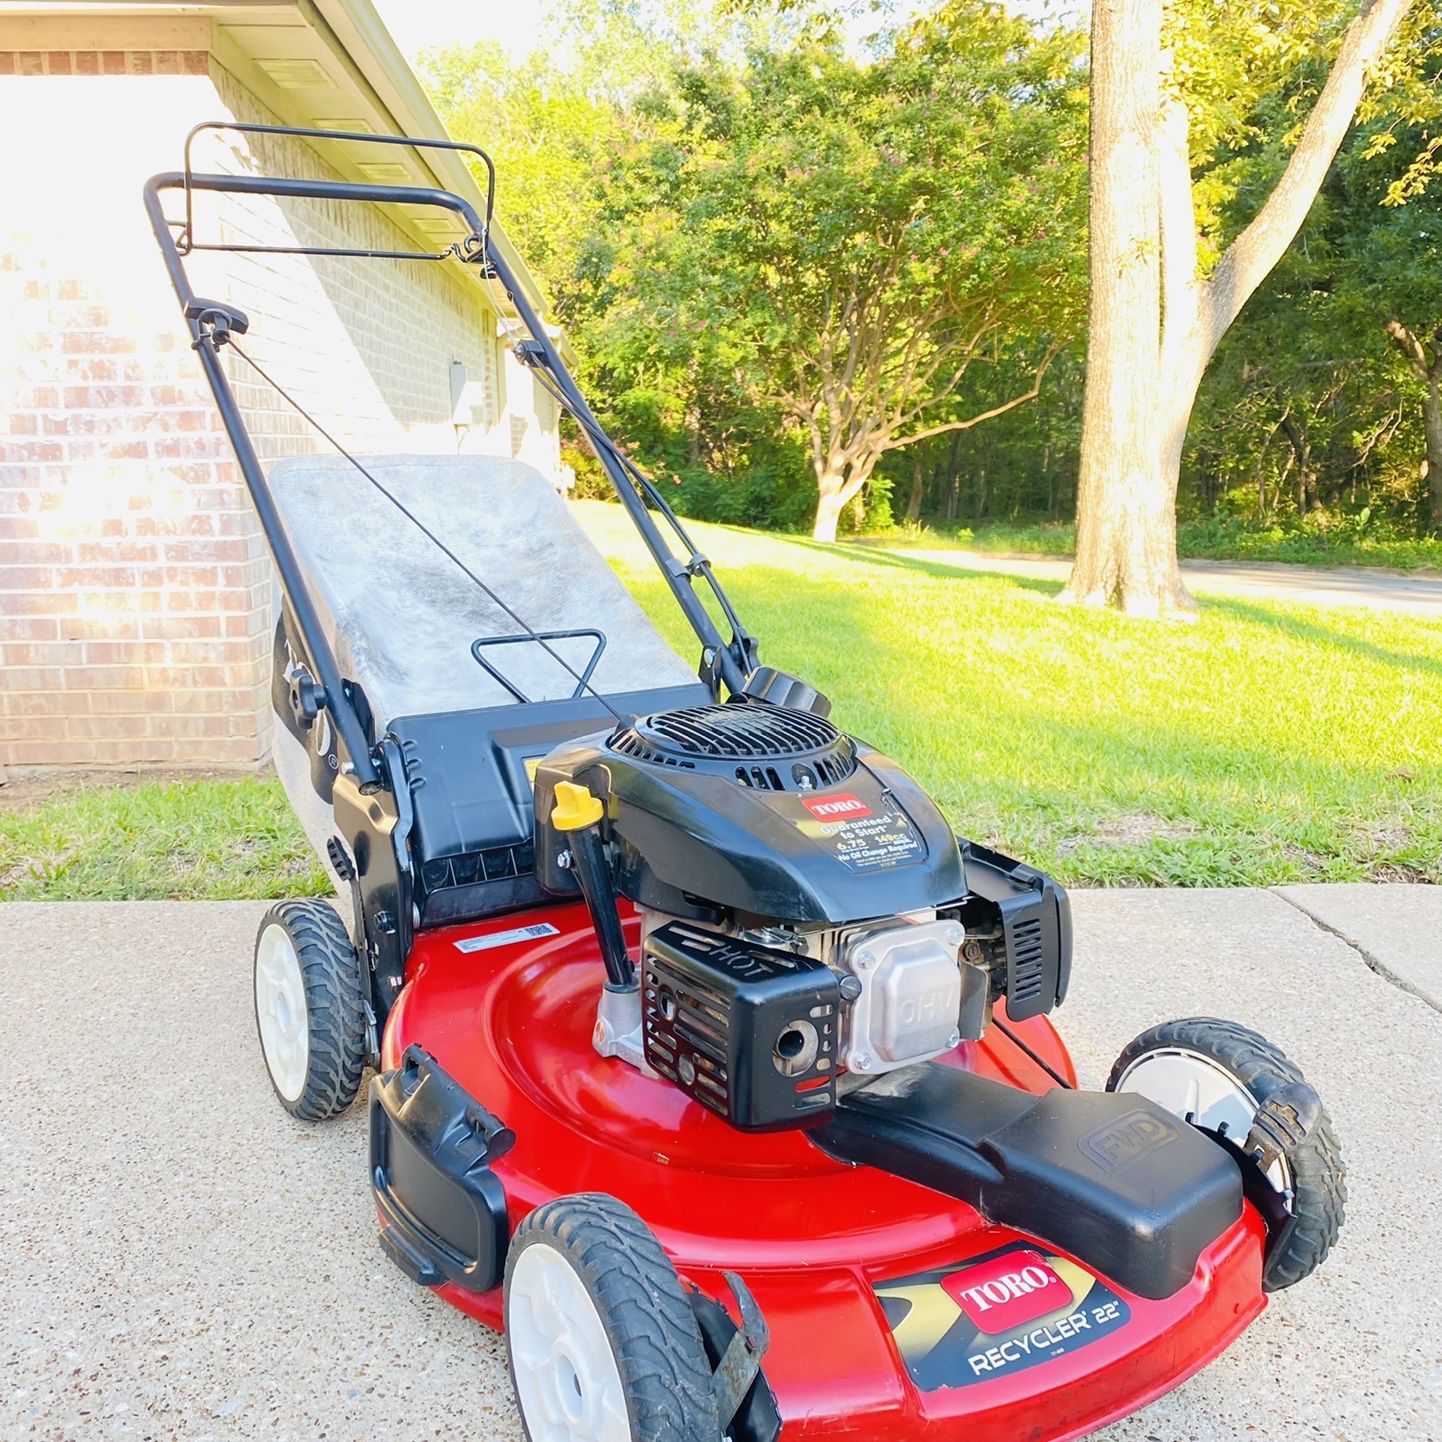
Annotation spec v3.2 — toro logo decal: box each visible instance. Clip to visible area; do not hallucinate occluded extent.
[802,792,872,821]
[874,1241,1131,1392]
[940,1249,1074,1334]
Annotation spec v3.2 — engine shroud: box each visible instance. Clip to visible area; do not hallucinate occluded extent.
[534,702,965,925]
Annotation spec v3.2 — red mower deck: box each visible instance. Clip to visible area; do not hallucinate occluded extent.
[384,904,1268,1441]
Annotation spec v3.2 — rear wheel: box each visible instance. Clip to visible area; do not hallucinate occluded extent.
[253,899,366,1121]
[1108,1017,1345,1290]
[504,1193,718,1442]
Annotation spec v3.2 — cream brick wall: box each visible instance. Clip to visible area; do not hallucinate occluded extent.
[0,43,559,770]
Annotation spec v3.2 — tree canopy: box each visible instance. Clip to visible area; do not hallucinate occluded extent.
[422,0,1442,549]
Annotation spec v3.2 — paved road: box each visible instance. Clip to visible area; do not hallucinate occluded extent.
[882,547,1442,615]
[2,890,1438,1442]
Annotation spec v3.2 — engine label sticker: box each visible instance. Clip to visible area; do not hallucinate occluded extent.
[454,922,559,953]
[796,795,924,872]
[875,1242,1130,1391]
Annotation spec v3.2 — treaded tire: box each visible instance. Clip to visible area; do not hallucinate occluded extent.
[504,1192,719,1442]
[253,898,366,1122]
[1108,1016,1345,1291]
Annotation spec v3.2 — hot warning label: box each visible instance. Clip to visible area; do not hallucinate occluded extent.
[795,793,924,872]
[875,1242,1130,1391]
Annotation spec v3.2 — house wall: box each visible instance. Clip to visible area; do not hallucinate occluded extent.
[0,28,558,770]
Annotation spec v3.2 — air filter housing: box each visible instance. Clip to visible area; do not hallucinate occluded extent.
[608,702,857,793]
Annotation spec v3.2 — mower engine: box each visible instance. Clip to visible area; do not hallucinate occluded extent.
[534,700,1067,1131]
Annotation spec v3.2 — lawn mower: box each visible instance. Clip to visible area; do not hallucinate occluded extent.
[147,125,1345,1442]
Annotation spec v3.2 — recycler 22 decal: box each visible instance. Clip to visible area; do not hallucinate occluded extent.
[875,1241,1131,1391]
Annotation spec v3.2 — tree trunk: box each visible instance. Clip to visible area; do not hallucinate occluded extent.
[906,453,926,523]
[1062,0,1192,617]
[1386,319,1442,532]
[813,477,847,543]
[1425,376,1442,531]
[1066,0,1414,616]
[1278,411,1318,514]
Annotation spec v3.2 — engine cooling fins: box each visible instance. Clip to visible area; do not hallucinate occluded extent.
[608,702,858,793]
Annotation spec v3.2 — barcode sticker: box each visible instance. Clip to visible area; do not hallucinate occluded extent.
[454,922,560,954]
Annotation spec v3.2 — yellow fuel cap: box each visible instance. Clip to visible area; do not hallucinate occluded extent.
[550,780,603,832]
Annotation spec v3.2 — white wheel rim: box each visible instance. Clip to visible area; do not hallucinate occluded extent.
[507,1242,630,1442]
[255,923,309,1102]
[1113,1046,1290,1191]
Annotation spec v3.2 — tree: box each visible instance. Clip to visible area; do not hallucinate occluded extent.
[606,8,1087,541]
[1383,319,1442,522]
[1066,0,1418,615]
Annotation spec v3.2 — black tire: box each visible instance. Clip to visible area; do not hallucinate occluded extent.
[253,898,367,1122]
[1108,1017,1345,1291]
[503,1192,719,1442]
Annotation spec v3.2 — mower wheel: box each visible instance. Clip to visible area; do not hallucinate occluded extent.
[253,899,366,1121]
[1107,1017,1345,1291]
[504,1193,720,1442]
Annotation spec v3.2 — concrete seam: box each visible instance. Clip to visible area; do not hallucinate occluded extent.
[1269,887,1441,1015]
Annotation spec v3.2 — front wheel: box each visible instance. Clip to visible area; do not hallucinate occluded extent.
[1108,1016,1345,1291]
[504,1193,719,1442]
[253,898,367,1121]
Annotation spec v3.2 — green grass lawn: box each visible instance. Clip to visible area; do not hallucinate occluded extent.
[4,501,1440,898]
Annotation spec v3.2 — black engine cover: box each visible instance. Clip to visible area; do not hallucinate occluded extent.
[534,703,965,925]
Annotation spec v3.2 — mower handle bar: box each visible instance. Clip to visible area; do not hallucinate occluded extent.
[144,162,755,789]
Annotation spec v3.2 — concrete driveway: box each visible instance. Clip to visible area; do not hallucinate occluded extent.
[2,889,1439,1442]
[880,548,1442,616]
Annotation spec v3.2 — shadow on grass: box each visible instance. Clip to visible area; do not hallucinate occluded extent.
[785,537,1063,597]
[1206,596,1442,681]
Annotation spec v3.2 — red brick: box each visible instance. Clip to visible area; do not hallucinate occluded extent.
[79,643,150,667]
[101,51,124,75]
[52,306,109,331]
[73,51,97,76]
[5,591,75,617]
[150,435,226,459]
[79,541,157,564]
[2,665,66,689]
[88,690,172,716]
[61,331,136,355]
[4,691,80,719]
[70,359,119,383]
[223,613,268,639]
[0,617,59,641]
[157,537,249,562]
[154,639,260,666]
[146,664,232,689]
[2,441,63,463]
[53,566,139,589]
[63,385,144,409]
[0,540,68,563]
[67,714,153,740]
[91,738,180,764]
[66,665,148,690]
[140,614,223,641]
[18,52,42,76]
[2,641,79,667]
[3,740,98,765]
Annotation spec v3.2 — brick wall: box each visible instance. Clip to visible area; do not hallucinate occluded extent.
[0,45,552,770]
